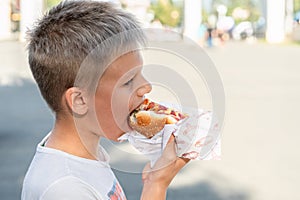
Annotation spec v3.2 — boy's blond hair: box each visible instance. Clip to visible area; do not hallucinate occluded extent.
[27,0,146,114]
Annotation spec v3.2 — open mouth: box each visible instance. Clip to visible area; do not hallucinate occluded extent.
[129,100,144,114]
[127,100,144,127]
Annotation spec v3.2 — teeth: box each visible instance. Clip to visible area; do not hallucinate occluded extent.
[130,114,137,123]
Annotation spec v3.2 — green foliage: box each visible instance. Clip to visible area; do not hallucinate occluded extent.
[202,9,209,23]
[295,0,300,13]
[149,0,183,27]
[45,0,62,10]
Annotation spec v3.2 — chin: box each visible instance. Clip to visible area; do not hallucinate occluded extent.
[106,128,128,141]
[104,118,132,140]
[109,137,121,142]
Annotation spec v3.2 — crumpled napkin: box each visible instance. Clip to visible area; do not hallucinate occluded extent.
[118,106,221,167]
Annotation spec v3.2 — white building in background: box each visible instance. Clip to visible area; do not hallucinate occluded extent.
[0,0,12,40]
[20,0,44,41]
[184,0,202,42]
[266,0,285,43]
[0,0,44,41]
[263,0,295,43]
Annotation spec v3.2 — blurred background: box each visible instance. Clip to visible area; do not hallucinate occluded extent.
[1,0,300,200]
[1,0,300,44]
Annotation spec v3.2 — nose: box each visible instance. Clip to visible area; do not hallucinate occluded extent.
[137,78,152,97]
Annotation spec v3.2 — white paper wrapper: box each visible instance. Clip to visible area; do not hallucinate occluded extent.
[118,106,221,167]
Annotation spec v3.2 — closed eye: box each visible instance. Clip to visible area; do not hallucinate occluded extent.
[124,76,134,86]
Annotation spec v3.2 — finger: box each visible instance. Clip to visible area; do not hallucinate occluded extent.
[167,134,175,143]
[142,162,151,182]
[149,140,177,172]
[175,157,190,171]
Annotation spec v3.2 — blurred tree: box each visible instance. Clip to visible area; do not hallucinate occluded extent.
[45,0,62,10]
[149,0,183,27]
[202,8,209,23]
[295,0,300,13]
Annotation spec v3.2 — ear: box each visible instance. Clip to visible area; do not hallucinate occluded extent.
[64,87,88,116]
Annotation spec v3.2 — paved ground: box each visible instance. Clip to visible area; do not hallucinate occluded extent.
[0,40,299,200]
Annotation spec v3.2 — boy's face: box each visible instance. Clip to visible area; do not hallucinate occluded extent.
[90,51,152,141]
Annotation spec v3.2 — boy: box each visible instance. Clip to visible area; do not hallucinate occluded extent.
[22,1,188,199]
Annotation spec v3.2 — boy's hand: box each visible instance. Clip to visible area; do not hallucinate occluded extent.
[140,136,190,200]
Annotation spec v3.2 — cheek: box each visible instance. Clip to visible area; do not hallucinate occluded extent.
[128,92,137,111]
[93,84,117,132]
[94,84,136,137]
[94,87,132,135]
[111,89,132,119]
[94,93,113,127]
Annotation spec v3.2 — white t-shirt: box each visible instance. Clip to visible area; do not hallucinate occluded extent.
[21,134,127,200]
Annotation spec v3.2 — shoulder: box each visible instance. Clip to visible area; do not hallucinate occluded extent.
[41,176,103,200]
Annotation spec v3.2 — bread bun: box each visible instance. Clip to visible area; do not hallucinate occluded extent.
[128,99,187,138]
[129,111,167,138]
[166,116,178,124]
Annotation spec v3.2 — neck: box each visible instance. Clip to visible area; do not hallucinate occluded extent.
[45,116,100,160]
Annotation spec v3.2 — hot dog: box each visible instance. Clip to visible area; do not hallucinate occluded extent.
[129,99,187,138]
